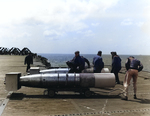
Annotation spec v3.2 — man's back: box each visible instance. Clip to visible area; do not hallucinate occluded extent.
[130,58,143,71]
[125,57,143,72]
[112,55,121,71]
[25,55,33,64]
[93,55,104,73]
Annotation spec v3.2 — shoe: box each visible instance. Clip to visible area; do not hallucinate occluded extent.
[134,94,137,99]
[122,96,128,101]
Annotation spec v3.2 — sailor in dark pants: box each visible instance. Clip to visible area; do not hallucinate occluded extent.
[24,53,33,72]
[111,52,122,84]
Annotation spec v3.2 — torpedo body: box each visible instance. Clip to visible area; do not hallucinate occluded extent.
[5,71,115,97]
[20,73,115,88]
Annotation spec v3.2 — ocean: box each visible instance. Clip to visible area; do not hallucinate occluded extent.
[38,54,150,72]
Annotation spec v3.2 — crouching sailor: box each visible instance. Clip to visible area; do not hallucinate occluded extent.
[66,51,86,73]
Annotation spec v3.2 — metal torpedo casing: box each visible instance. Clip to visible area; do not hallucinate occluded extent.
[40,68,69,74]
[39,68,110,74]
[20,73,115,88]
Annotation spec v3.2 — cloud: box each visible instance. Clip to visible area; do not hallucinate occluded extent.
[0,0,119,24]
[135,22,144,27]
[121,19,144,27]
[44,30,63,36]
[77,30,95,37]
[142,22,150,35]
[121,18,133,26]
[43,30,66,40]
[91,23,100,26]
[141,5,150,35]
[0,0,150,55]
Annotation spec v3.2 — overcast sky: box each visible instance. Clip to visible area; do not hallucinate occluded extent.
[0,0,150,55]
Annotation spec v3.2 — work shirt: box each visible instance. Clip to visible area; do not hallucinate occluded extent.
[93,55,104,73]
[125,57,143,72]
[72,55,85,70]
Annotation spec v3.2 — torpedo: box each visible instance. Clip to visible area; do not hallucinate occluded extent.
[5,71,115,98]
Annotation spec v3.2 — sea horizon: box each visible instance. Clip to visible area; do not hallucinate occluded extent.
[38,53,150,56]
[38,53,150,72]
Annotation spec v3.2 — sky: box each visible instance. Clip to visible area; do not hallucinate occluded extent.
[0,0,150,55]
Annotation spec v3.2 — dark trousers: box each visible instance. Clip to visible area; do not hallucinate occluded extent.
[111,68,120,84]
[114,71,120,84]
[68,68,83,73]
[26,63,30,72]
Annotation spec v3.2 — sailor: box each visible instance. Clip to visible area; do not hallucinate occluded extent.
[93,51,104,73]
[111,52,122,84]
[123,56,143,100]
[24,53,33,72]
[66,51,85,73]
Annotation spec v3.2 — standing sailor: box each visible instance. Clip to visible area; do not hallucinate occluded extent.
[111,52,122,84]
[24,53,33,72]
[93,51,104,73]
